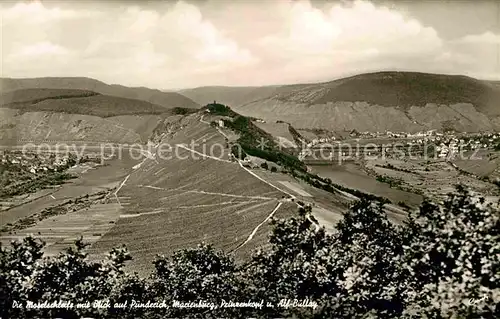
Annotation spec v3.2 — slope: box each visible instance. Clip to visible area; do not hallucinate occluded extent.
[233,71,500,133]
[178,85,301,108]
[0,77,200,109]
[0,88,176,117]
[278,72,500,115]
[89,114,299,273]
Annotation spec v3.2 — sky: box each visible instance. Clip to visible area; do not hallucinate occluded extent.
[1,0,499,89]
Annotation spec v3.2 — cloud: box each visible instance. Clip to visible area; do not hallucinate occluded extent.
[1,1,79,23]
[265,0,442,54]
[458,31,500,44]
[1,1,256,88]
[0,0,498,88]
[16,42,69,57]
[254,0,443,82]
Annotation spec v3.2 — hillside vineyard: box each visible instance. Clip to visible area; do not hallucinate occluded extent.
[1,1,499,318]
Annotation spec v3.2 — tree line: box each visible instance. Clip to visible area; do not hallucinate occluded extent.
[1,186,498,318]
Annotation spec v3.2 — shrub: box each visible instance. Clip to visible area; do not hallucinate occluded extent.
[172,107,197,115]
[205,103,236,117]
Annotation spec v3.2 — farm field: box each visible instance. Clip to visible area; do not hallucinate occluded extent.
[90,196,296,274]
[364,158,499,202]
[1,192,70,228]
[0,202,121,256]
[0,154,141,242]
[0,188,57,211]
[241,166,352,229]
[0,113,315,274]
[452,150,500,180]
[0,110,424,275]
[279,181,312,197]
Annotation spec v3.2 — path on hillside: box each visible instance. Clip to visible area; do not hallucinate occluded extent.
[237,160,296,199]
[113,174,130,206]
[200,115,229,139]
[178,200,259,209]
[233,202,283,252]
[109,115,316,254]
[200,114,210,125]
[140,185,276,201]
[176,144,232,163]
[199,115,295,200]
[197,114,323,233]
[111,147,155,205]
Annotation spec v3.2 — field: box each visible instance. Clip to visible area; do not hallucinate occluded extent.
[452,150,500,180]
[0,154,141,250]
[364,158,499,202]
[0,113,312,273]
[1,109,449,275]
[279,181,312,197]
[240,166,354,227]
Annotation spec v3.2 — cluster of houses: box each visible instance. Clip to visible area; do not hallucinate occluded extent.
[436,139,461,158]
[296,130,500,161]
[0,151,75,174]
[433,133,500,158]
[305,137,335,149]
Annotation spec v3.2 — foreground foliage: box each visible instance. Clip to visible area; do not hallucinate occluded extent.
[1,187,499,318]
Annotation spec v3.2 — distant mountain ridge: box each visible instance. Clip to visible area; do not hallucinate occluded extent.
[1,77,200,109]
[3,72,499,133]
[180,71,500,133]
[0,88,176,117]
[274,72,500,114]
[178,85,301,108]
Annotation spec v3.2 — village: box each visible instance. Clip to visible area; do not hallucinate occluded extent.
[296,129,500,161]
[0,150,77,174]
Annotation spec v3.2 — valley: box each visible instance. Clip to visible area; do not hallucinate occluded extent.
[1,1,498,317]
[1,72,499,275]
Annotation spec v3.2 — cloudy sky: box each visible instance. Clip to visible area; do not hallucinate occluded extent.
[1,0,499,89]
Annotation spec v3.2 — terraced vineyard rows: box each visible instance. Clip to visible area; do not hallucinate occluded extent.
[0,201,121,256]
[88,115,299,273]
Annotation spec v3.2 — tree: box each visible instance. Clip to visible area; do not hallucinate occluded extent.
[1,187,498,318]
[241,206,335,318]
[324,200,406,318]
[401,186,500,318]
[0,236,44,319]
[260,162,269,170]
[1,237,132,319]
[151,243,243,318]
